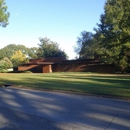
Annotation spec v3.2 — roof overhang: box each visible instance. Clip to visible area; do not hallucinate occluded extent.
[20,62,54,65]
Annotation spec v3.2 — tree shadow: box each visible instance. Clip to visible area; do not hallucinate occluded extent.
[0,88,60,130]
[0,87,130,129]
[0,73,130,98]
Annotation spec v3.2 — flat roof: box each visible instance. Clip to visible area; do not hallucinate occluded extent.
[20,62,54,65]
[19,59,101,65]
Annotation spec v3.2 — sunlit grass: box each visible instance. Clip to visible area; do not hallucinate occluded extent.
[0,73,130,98]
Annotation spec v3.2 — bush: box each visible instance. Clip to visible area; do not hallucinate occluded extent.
[0,57,13,72]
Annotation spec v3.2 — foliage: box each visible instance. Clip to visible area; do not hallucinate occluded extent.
[0,0,10,27]
[75,31,100,59]
[75,0,130,72]
[0,57,13,72]
[27,47,38,59]
[75,31,92,58]
[0,44,38,60]
[37,37,68,58]
[96,0,130,71]
[11,50,29,67]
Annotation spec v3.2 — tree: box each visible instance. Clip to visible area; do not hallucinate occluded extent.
[0,44,27,59]
[75,31,94,59]
[11,50,29,67]
[75,31,104,59]
[0,44,38,60]
[95,0,130,71]
[0,0,10,27]
[37,37,68,58]
[27,47,38,59]
[75,0,130,72]
[0,57,13,72]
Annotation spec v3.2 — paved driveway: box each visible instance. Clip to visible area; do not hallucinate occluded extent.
[0,87,130,130]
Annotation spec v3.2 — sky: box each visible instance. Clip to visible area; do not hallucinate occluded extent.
[0,0,105,59]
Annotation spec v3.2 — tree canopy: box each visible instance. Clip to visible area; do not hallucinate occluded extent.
[0,0,10,27]
[75,31,99,59]
[75,0,130,72]
[0,44,39,67]
[11,50,28,67]
[0,44,38,60]
[37,37,68,58]
[95,0,130,71]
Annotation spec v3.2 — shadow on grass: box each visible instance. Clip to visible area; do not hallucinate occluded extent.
[0,73,130,98]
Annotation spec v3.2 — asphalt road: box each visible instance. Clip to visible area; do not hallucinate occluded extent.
[0,87,130,130]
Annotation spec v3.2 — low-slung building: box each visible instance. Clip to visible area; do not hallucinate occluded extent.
[17,57,115,73]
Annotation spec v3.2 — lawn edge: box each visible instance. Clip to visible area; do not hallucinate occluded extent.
[10,85,130,101]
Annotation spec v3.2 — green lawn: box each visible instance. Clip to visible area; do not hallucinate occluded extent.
[0,73,130,99]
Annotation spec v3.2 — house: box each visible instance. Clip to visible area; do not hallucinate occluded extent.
[17,57,115,73]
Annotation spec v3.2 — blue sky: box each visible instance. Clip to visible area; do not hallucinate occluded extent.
[0,0,105,59]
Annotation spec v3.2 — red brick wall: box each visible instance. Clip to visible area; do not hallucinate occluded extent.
[18,64,115,73]
[43,65,52,73]
[52,64,115,73]
[18,65,38,71]
[17,57,115,73]
[18,64,52,73]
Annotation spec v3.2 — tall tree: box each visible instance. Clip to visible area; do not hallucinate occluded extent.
[0,0,10,27]
[95,0,130,71]
[37,37,68,58]
[75,0,130,72]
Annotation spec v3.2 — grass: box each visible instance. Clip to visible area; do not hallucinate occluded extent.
[0,72,130,99]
